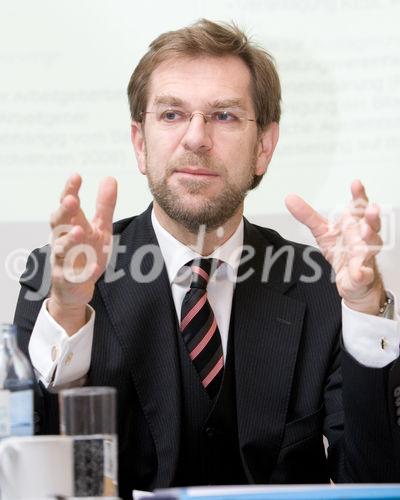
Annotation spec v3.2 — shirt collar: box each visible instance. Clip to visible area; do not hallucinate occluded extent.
[151,209,244,285]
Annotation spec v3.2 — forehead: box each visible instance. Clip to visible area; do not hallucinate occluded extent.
[147,55,253,109]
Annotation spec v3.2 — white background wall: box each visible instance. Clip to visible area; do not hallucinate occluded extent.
[1,0,399,321]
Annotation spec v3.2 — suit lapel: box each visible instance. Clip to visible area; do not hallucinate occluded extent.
[97,206,181,486]
[235,219,306,482]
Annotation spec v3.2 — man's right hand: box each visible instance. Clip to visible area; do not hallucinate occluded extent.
[48,173,118,335]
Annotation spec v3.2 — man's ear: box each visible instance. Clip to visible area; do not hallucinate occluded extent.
[255,122,279,176]
[131,121,147,175]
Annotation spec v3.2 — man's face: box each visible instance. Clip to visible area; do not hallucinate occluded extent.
[131,55,278,233]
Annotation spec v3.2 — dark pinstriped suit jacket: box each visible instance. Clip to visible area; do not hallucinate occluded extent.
[14,205,400,496]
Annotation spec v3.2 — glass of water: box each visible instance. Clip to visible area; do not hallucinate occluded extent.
[59,387,118,497]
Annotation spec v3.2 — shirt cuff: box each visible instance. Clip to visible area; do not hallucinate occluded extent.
[342,292,400,368]
[28,299,95,387]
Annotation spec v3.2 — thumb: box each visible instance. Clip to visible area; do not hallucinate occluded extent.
[285,194,326,237]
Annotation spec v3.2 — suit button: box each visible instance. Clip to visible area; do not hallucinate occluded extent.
[394,386,400,397]
[205,427,216,438]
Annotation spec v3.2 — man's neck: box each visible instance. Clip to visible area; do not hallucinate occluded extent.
[153,202,243,256]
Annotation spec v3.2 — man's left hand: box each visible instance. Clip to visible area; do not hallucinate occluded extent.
[285,179,386,315]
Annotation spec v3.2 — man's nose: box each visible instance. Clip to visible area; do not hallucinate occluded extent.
[181,112,213,153]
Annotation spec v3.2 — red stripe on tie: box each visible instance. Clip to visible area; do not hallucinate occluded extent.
[190,317,217,361]
[180,293,207,331]
[192,265,209,282]
[202,355,224,388]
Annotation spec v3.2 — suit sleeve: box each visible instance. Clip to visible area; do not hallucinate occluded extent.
[296,249,400,482]
[324,335,400,481]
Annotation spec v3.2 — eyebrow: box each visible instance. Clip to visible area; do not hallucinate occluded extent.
[153,95,246,110]
[209,98,245,109]
[153,95,186,107]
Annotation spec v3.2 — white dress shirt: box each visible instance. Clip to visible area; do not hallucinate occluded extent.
[28,211,400,388]
[151,210,243,360]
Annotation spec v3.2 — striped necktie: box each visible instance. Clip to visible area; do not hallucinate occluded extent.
[180,258,224,399]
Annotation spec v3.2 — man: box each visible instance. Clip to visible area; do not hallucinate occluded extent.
[15,19,400,499]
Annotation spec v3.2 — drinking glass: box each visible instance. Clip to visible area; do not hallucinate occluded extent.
[59,387,118,497]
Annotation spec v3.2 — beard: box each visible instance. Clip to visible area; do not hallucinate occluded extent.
[145,150,257,234]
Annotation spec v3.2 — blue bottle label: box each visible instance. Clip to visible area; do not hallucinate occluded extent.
[0,390,11,437]
[0,389,33,437]
[10,389,33,436]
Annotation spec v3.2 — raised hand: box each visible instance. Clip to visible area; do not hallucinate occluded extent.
[285,180,386,315]
[48,173,118,334]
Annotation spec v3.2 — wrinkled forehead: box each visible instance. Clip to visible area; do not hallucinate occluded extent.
[146,55,254,111]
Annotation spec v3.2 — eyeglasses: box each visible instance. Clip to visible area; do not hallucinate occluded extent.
[140,108,257,134]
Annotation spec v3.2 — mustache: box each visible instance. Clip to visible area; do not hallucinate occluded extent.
[167,153,224,175]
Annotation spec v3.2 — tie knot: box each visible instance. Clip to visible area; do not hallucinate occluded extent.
[188,258,220,289]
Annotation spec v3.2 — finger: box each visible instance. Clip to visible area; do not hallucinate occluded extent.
[50,197,92,240]
[285,194,327,238]
[360,223,383,256]
[52,253,98,285]
[337,224,381,287]
[60,173,82,203]
[350,179,369,218]
[50,194,80,229]
[340,200,381,252]
[364,203,381,233]
[340,223,380,263]
[93,177,118,230]
[346,223,381,266]
[360,218,382,246]
[351,179,368,203]
[342,210,383,261]
[52,226,85,260]
[348,257,375,288]
[51,228,98,284]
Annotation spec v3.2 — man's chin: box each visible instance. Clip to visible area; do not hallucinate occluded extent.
[176,191,220,206]
[158,199,236,233]
[171,179,221,198]
[149,177,247,232]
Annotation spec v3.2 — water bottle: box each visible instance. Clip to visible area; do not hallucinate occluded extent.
[0,323,34,439]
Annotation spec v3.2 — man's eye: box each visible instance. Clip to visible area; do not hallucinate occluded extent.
[160,110,182,121]
[212,111,237,122]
